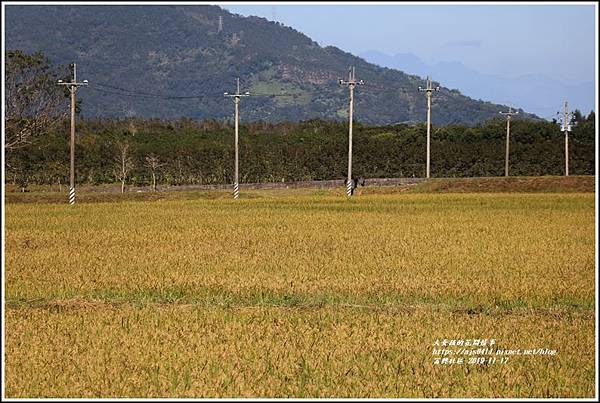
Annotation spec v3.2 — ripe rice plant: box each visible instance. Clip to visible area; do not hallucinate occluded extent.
[4,190,595,397]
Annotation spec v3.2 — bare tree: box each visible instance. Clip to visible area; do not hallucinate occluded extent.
[145,154,164,191]
[5,50,68,152]
[46,161,67,192]
[113,141,134,194]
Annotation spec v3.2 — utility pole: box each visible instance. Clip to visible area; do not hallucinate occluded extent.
[57,63,88,205]
[418,76,440,178]
[557,100,574,176]
[339,66,364,197]
[499,107,519,177]
[224,78,250,199]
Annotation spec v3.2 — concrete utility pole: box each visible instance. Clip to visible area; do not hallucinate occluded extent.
[224,78,250,199]
[339,66,364,197]
[557,100,574,176]
[57,63,88,205]
[418,76,440,178]
[499,107,519,177]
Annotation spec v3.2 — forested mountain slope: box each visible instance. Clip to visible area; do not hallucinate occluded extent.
[5,5,536,125]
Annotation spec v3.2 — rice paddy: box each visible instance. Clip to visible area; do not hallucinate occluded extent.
[3,185,596,397]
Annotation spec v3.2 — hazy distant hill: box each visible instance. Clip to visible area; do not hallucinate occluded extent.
[5,5,537,125]
[360,50,595,119]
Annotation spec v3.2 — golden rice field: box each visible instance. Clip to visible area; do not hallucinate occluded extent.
[4,187,596,398]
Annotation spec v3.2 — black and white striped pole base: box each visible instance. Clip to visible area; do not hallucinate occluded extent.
[233,182,239,199]
[68,186,76,205]
[346,180,353,197]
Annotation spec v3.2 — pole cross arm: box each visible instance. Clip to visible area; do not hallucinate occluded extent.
[57,80,89,88]
[224,93,251,98]
[339,66,364,87]
[419,88,439,93]
[418,76,439,93]
[224,77,250,99]
[499,109,519,117]
[339,79,364,86]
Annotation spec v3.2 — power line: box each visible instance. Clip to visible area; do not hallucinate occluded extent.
[92,82,297,100]
[252,92,306,97]
[95,82,219,99]
[89,86,170,99]
[82,76,390,103]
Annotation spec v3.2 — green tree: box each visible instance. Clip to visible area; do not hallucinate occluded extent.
[586,111,595,123]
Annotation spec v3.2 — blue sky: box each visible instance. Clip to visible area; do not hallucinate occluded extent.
[224,3,596,85]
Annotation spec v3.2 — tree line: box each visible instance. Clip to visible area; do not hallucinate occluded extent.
[6,114,595,191]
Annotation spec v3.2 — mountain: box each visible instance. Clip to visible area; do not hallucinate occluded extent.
[359,50,595,119]
[5,5,536,125]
